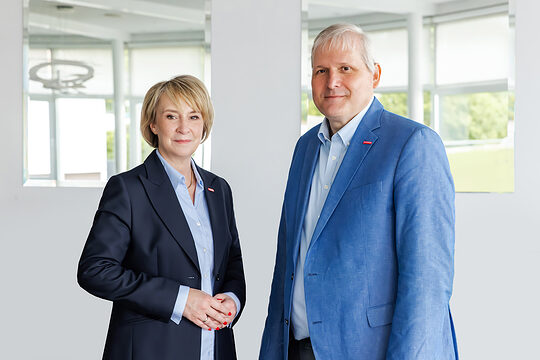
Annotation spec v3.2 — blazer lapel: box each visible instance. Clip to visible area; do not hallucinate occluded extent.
[289,134,320,265]
[310,99,383,247]
[139,150,200,273]
[196,166,226,277]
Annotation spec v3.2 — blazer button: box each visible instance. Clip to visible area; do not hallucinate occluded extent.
[291,273,294,280]
[216,273,221,281]
[285,319,289,326]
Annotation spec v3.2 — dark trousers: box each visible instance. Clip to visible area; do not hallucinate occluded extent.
[288,330,315,360]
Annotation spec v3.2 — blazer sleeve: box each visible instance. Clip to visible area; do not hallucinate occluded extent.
[260,140,302,360]
[220,180,247,326]
[386,127,456,359]
[77,175,179,322]
[259,202,287,360]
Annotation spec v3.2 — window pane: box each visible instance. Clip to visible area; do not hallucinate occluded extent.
[442,91,514,192]
[375,92,408,117]
[374,92,431,127]
[368,29,408,88]
[27,100,51,176]
[56,98,109,183]
[301,97,324,134]
[133,102,152,161]
[440,92,510,141]
[422,91,432,127]
[130,47,205,96]
[447,146,514,192]
[436,15,510,85]
[53,48,114,95]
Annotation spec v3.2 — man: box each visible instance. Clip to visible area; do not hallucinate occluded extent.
[260,24,458,359]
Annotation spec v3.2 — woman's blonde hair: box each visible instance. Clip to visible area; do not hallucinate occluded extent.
[140,75,214,148]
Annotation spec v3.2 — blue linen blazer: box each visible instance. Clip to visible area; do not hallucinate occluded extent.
[78,150,246,360]
[260,99,458,359]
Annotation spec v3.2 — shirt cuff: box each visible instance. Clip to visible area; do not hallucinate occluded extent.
[223,291,241,327]
[170,285,190,325]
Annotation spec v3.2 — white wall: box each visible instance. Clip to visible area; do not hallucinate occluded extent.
[1,5,110,359]
[211,0,300,358]
[450,1,540,358]
[1,0,539,359]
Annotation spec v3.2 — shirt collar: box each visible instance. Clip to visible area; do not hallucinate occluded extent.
[317,96,374,146]
[156,150,204,190]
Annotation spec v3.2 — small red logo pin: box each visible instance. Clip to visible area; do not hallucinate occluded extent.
[363,141,372,145]
[207,187,215,192]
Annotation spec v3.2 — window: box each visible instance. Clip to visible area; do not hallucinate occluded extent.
[23,0,209,187]
[301,4,513,192]
[433,13,514,192]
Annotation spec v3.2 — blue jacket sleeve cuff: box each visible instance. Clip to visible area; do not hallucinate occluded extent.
[170,285,190,324]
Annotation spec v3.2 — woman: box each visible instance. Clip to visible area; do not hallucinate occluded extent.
[78,75,246,360]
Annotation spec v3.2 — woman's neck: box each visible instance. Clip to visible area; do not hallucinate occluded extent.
[159,151,192,180]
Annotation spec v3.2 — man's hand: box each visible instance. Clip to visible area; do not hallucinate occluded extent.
[183,289,230,330]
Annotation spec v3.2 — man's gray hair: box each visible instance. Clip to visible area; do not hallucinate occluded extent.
[311,23,376,73]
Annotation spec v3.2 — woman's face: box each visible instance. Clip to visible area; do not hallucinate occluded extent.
[151,94,204,164]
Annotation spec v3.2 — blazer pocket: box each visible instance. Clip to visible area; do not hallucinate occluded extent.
[347,180,382,196]
[117,308,157,326]
[123,316,154,325]
[367,303,394,328]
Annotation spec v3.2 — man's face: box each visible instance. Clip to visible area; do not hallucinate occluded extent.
[311,36,380,134]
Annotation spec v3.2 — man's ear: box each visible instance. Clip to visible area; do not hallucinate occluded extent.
[372,63,381,89]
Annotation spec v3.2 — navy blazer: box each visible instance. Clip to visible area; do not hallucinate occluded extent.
[260,99,458,359]
[78,150,246,360]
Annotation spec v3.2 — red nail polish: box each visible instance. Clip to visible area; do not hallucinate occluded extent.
[216,327,220,330]
[223,322,227,325]
[228,312,232,316]
[217,298,223,301]
[208,328,211,331]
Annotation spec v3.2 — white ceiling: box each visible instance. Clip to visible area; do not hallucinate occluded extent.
[28,0,206,40]
[308,0,507,20]
[27,0,507,41]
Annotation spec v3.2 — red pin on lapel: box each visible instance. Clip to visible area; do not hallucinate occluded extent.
[207,187,215,192]
[363,141,373,145]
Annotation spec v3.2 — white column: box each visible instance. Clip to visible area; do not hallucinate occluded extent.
[211,0,301,358]
[300,0,311,132]
[202,0,212,169]
[113,38,127,172]
[128,99,141,168]
[407,12,424,123]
